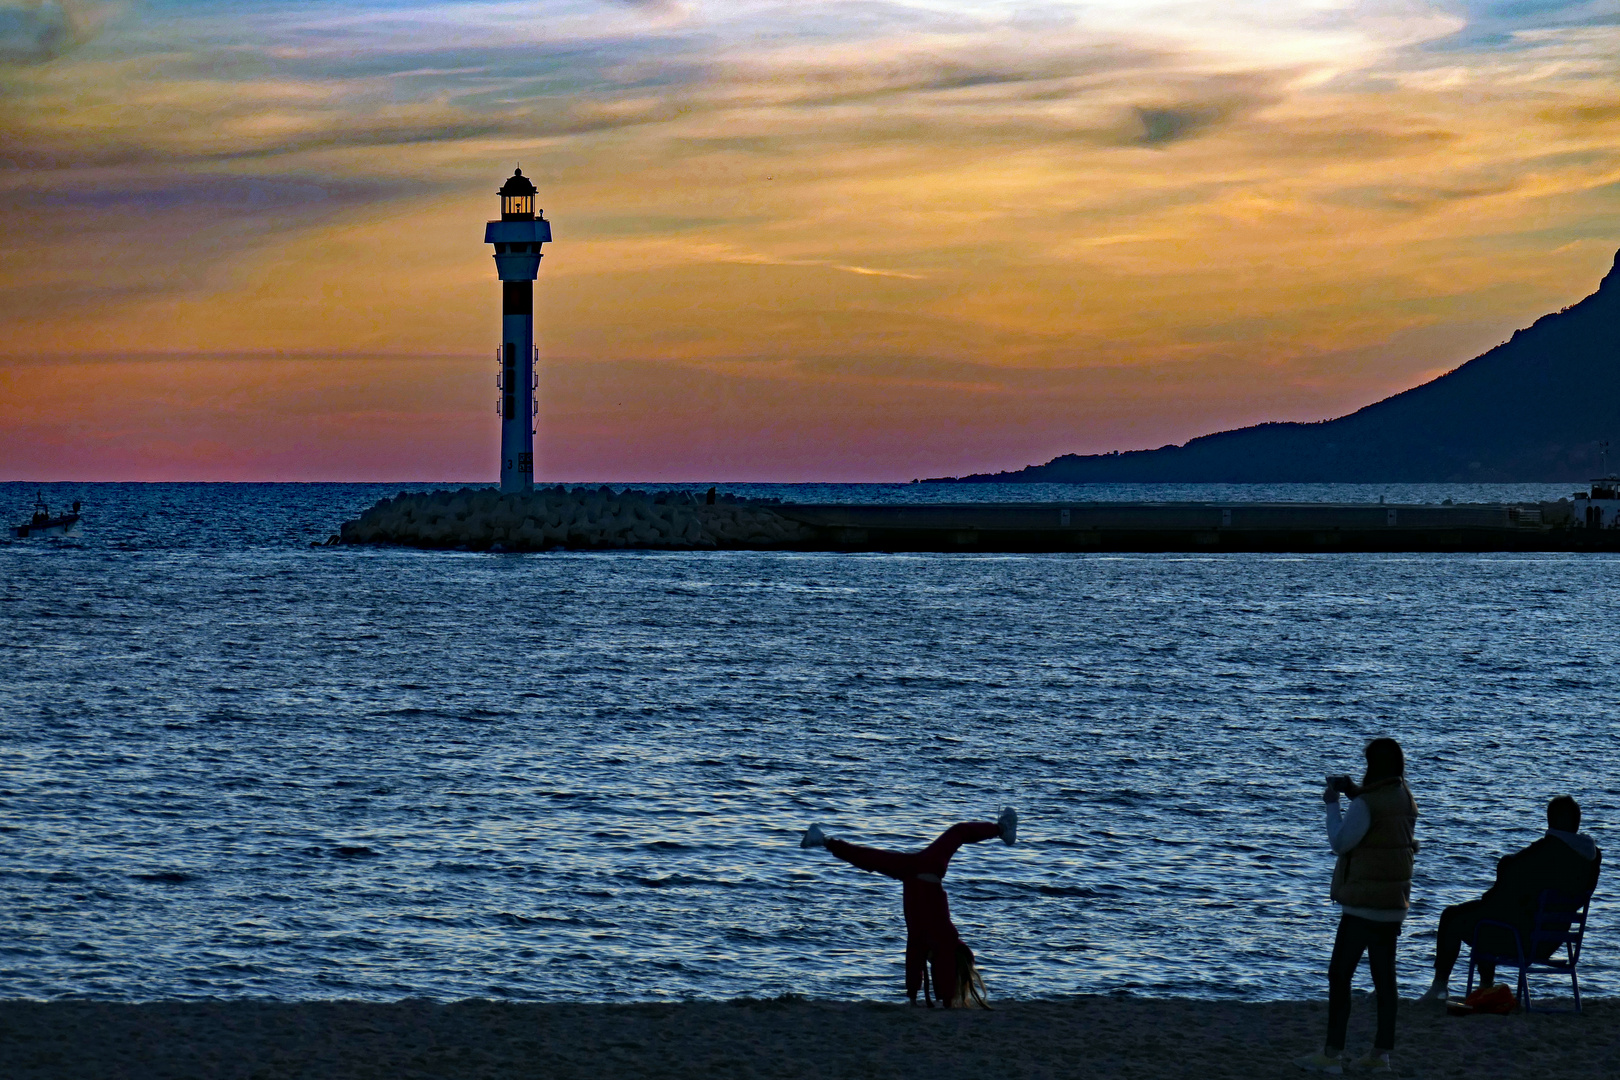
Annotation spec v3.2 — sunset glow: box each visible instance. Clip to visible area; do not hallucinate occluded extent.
[4,0,1620,480]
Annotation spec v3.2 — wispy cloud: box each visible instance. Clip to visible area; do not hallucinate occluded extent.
[686,242,928,278]
[0,0,102,65]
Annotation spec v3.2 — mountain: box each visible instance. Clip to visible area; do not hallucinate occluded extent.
[928,250,1620,484]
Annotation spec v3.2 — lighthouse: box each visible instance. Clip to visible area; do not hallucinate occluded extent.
[484,168,552,492]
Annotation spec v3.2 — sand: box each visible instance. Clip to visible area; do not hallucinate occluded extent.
[1,996,1615,1079]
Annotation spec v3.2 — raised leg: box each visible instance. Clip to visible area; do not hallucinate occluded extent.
[824,838,917,881]
[917,822,1003,865]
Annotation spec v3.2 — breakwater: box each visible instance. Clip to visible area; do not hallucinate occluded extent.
[337,490,1606,552]
[338,487,815,550]
[773,499,1592,552]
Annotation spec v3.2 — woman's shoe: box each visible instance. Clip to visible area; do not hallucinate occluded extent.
[1351,1053,1394,1074]
[998,806,1018,846]
[1293,1051,1343,1074]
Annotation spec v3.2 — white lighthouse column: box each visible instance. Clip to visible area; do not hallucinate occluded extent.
[499,283,535,492]
[484,168,552,493]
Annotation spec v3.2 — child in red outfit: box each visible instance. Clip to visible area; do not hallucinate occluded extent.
[801,809,1017,1007]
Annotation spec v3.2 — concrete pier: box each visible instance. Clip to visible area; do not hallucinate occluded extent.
[771,501,1593,552]
[338,492,1620,553]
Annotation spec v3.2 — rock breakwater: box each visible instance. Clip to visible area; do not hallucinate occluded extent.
[339,487,816,551]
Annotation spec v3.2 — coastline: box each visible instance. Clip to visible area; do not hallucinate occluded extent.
[2,996,1614,1079]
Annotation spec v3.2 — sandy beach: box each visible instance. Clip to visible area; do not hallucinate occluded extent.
[1,996,1614,1079]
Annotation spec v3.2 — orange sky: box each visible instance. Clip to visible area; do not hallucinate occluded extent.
[4,0,1620,481]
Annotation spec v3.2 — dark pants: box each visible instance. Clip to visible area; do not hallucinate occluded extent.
[1436,898,1548,988]
[1436,899,1495,987]
[1327,915,1401,1052]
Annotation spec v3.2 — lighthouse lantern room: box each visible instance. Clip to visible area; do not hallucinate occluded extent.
[484,168,552,492]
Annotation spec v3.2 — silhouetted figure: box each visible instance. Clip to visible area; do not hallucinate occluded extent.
[800,810,1016,1008]
[1418,795,1602,1003]
[1297,738,1417,1076]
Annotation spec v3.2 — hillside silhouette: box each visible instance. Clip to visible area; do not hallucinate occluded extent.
[931,250,1620,484]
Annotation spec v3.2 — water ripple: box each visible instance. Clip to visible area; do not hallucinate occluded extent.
[0,482,1615,1002]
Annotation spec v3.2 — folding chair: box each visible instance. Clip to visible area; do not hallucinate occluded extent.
[1465,889,1592,1013]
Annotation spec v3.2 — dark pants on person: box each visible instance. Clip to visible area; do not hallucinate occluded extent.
[1327,915,1401,1052]
[1436,899,1495,987]
[1437,898,1544,988]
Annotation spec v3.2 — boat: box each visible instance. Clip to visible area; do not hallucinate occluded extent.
[14,492,82,538]
[1571,478,1620,530]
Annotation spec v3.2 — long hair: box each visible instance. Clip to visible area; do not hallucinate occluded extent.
[952,943,991,1009]
[1361,737,1405,788]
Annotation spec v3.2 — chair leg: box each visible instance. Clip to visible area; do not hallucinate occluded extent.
[1464,955,1476,999]
[1519,968,1531,1013]
[1572,971,1581,1013]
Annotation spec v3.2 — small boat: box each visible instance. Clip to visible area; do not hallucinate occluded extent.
[14,492,82,538]
[1571,477,1620,530]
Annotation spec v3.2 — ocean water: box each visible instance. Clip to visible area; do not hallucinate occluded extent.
[2,481,1615,1004]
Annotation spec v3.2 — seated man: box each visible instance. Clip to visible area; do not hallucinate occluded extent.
[1419,795,1601,1002]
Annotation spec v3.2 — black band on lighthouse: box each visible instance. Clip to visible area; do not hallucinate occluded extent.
[503,281,533,316]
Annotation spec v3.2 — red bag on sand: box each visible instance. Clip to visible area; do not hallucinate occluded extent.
[1446,983,1517,1016]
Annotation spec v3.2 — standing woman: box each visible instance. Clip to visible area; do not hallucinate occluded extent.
[1296,738,1418,1076]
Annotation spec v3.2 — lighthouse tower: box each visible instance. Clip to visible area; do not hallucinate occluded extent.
[484,168,552,492]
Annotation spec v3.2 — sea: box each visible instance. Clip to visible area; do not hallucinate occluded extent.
[2,480,1615,1004]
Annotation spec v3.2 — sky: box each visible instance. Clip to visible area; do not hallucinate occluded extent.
[3,0,1620,481]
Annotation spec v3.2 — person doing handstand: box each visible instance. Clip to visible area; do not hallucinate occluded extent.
[801,808,1018,1008]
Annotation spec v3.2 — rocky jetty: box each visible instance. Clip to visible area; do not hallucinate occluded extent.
[338,487,815,551]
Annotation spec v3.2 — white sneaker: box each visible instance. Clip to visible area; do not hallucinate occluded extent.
[1350,1053,1394,1075]
[998,806,1018,846]
[1293,1052,1343,1075]
[800,824,829,849]
[1415,982,1447,1005]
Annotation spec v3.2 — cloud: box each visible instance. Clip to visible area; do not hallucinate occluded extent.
[1543,100,1620,126]
[0,32,1289,169]
[0,173,445,326]
[683,242,927,279]
[0,3,1460,173]
[1133,104,1233,145]
[611,0,683,14]
[6,0,1620,468]
[0,65,534,167]
[1328,179,1522,212]
[0,0,97,65]
[0,171,434,217]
